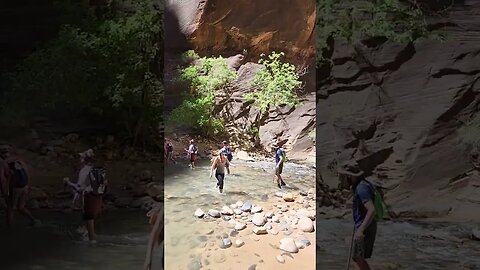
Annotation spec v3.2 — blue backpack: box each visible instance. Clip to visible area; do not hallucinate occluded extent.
[8,161,28,188]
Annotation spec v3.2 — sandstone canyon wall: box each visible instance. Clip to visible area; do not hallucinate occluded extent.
[317,0,480,219]
[165,0,316,162]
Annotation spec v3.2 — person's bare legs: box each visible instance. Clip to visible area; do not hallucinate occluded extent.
[86,219,95,241]
[18,191,35,224]
[353,258,371,270]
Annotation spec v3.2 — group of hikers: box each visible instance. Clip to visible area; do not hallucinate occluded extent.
[0,144,107,244]
[164,138,289,193]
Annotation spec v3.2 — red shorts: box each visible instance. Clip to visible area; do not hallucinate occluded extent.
[190,153,197,162]
[83,194,103,220]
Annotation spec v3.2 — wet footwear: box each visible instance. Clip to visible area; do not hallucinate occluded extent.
[277,183,282,189]
[280,180,286,186]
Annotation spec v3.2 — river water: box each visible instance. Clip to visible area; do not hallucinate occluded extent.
[317,218,480,270]
[0,209,161,270]
[164,159,316,270]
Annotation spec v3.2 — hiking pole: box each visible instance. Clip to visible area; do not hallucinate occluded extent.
[346,224,355,270]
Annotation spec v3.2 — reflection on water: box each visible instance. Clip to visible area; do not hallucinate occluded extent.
[164,159,315,269]
[0,210,161,270]
[317,219,480,270]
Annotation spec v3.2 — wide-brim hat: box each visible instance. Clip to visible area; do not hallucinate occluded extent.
[338,161,364,177]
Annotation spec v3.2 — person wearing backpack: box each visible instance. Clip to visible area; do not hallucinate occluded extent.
[0,145,40,228]
[338,162,377,270]
[221,141,233,174]
[187,139,198,169]
[164,139,175,165]
[273,142,287,189]
[74,154,107,243]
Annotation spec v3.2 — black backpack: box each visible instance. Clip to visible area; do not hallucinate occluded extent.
[88,166,107,195]
[8,161,28,188]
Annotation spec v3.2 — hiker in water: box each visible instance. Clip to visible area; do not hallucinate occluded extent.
[164,139,175,164]
[210,150,229,193]
[221,141,233,174]
[69,151,107,243]
[0,144,40,228]
[338,162,377,270]
[187,139,198,169]
[273,142,287,189]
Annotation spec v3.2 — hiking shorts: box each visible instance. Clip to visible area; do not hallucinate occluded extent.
[353,221,377,259]
[215,173,225,190]
[275,163,283,175]
[190,153,197,162]
[83,194,103,221]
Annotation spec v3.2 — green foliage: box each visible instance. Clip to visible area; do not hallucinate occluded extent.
[316,0,430,65]
[2,0,163,147]
[181,50,200,63]
[458,115,480,152]
[244,52,302,114]
[168,53,236,136]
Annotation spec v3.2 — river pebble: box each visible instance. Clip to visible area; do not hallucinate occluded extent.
[275,191,283,198]
[235,223,246,231]
[252,213,266,226]
[282,193,295,202]
[279,238,298,253]
[276,255,285,263]
[208,209,221,218]
[298,217,314,232]
[234,209,243,215]
[220,238,232,249]
[221,206,234,215]
[235,239,245,247]
[194,208,205,218]
[241,201,252,212]
[251,206,263,213]
[253,226,268,235]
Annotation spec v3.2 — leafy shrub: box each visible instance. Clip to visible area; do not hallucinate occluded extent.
[168,53,237,136]
[244,52,302,114]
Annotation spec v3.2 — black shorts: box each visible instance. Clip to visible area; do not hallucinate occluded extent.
[215,173,225,190]
[275,163,283,175]
[353,221,377,259]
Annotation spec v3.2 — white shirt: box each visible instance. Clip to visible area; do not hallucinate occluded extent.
[77,165,93,192]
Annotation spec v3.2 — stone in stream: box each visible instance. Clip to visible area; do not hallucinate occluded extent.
[230,230,239,237]
[275,191,284,198]
[300,191,308,196]
[221,205,234,215]
[223,216,231,221]
[251,206,263,213]
[236,201,243,207]
[270,229,279,235]
[234,209,243,215]
[194,208,205,219]
[230,203,237,209]
[272,216,280,223]
[248,264,257,270]
[276,255,285,264]
[265,211,274,218]
[252,213,266,226]
[241,201,253,212]
[253,226,268,235]
[234,239,245,247]
[279,238,299,253]
[298,217,315,232]
[220,238,232,249]
[282,193,295,202]
[234,223,246,231]
[208,209,221,218]
[265,223,273,230]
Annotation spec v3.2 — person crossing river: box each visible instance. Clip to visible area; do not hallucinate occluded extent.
[209,151,229,193]
[221,141,233,174]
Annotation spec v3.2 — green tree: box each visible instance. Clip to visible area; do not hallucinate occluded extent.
[1,0,163,149]
[244,52,302,114]
[167,52,237,137]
